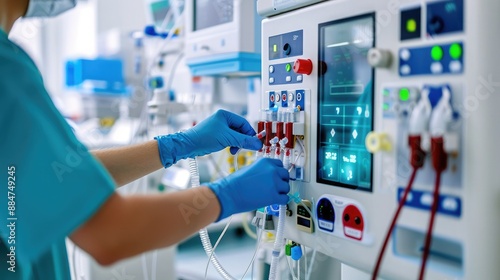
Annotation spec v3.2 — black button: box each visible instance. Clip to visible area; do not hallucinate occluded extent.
[344,214,350,222]
[354,216,361,225]
[283,43,292,55]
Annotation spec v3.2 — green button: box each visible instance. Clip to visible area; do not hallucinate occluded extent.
[285,63,292,72]
[406,19,417,33]
[383,89,390,96]
[449,43,463,59]
[383,103,390,111]
[399,88,410,101]
[431,46,444,61]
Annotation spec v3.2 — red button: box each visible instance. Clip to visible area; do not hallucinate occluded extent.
[293,59,313,75]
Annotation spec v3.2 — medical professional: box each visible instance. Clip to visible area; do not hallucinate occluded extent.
[0,1,290,279]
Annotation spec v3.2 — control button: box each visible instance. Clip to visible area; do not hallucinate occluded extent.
[431,62,443,74]
[449,61,462,73]
[428,16,445,35]
[368,48,392,68]
[296,92,302,101]
[400,7,421,40]
[442,197,458,211]
[270,94,275,102]
[354,216,361,225]
[285,63,292,72]
[288,92,295,101]
[293,59,313,75]
[275,92,281,102]
[400,65,411,75]
[449,43,463,59]
[399,88,410,101]
[269,77,275,84]
[283,43,292,55]
[344,214,350,222]
[285,76,292,82]
[400,49,411,61]
[421,193,433,206]
[406,19,417,33]
[282,93,287,101]
[431,45,444,61]
[365,132,392,153]
[269,65,275,73]
[297,75,303,82]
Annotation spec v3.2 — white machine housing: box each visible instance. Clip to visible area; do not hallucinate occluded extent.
[184,0,261,76]
[259,0,500,279]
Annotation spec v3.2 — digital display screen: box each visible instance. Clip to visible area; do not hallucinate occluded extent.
[150,1,171,28]
[317,14,375,191]
[297,217,311,228]
[194,0,234,31]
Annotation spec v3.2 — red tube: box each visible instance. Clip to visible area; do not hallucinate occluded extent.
[285,122,294,149]
[276,122,284,145]
[265,121,274,146]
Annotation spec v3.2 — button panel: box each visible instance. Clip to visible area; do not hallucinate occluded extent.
[269,62,305,85]
[399,42,464,76]
[397,188,462,217]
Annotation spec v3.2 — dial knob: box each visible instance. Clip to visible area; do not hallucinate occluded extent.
[293,59,313,75]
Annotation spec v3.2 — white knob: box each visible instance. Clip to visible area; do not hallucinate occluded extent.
[367,48,392,68]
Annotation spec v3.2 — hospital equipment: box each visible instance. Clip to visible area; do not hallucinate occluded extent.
[253,0,500,279]
[184,0,262,76]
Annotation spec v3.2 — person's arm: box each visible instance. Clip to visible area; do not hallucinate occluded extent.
[92,110,264,187]
[91,140,163,187]
[70,187,220,265]
[71,157,289,266]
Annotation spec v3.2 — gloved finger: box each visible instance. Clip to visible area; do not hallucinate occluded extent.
[229,135,263,154]
[276,181,291,194]
[276,167,290,180]
[229,146,239,155]
[221,110,257,136]
[276,194,290,205]
[266,158,284,167]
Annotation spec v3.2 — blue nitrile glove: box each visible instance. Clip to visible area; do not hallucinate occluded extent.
[155,110,263,168]
[206,158,290,221]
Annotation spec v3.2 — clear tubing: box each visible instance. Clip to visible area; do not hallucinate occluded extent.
[269,205,286,280]
[188,158,236,280]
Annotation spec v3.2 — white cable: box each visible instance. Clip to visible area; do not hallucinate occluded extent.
[141,254,150,280]
[204,216,234,280]
[151,250,158,280]
[286,256,298,280]
[297,258,300,280]
[240,227,265,279]
[306,248,317,280]
[302,245,307,279]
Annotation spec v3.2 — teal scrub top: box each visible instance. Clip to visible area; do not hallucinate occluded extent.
[0,30,116,279]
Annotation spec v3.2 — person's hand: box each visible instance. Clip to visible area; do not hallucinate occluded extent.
[155,110,262,168]
[206,158,290,221]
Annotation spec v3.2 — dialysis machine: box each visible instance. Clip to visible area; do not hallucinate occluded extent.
[258,0,500,279]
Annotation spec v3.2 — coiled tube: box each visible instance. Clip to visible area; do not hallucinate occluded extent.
[188,158,236,280]
[269,205,286,280]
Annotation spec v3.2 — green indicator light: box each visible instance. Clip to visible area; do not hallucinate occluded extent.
[285,63,292,72]
[449,43,463,59]
[406,19,417,33]
[383,103,390,111]
[399,88,410,101]
[273,44,277,53]
[431,46,444,61]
